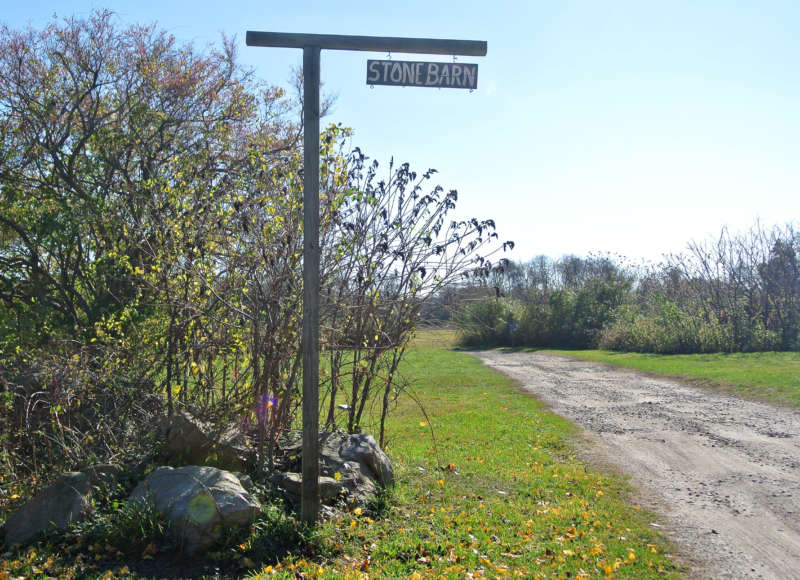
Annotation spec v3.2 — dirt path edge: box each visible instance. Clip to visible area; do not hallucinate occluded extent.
[471,350,800,580]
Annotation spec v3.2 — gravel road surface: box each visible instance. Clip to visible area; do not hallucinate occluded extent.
[471,350,800,579]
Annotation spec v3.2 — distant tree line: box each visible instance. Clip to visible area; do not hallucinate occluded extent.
[454,222,800,353]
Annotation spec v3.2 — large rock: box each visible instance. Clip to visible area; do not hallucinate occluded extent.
[338,433,395,488]
[3,472,90,546]
[81,463,124,489]
[274,431,394,508]
[159,412,248,471]
[129,465,261,554]
[2,464,122,546]
[272,472,344,502]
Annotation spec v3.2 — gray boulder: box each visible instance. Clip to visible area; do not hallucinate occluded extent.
[233,472,255,492]
[272,472,344,503]
[274,431,394,508]
[3,472,90,546]
[158,412,248,471]
[339,432,395,488]
[129,465,261,554]
[81,463,124,489]
[2,464,122,546]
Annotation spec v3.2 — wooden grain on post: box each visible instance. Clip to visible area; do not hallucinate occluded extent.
[246,31,487,57]
[301,44,321,525]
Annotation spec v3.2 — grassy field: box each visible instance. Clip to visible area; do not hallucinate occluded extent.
[258,342,682,578]
[409,326,462,350]
[1,332,683,579]
[543,349,800,407]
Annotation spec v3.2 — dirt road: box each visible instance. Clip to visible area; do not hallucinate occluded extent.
[471,350,800,580]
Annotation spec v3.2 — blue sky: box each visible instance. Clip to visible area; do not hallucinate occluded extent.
[5,1,799,262]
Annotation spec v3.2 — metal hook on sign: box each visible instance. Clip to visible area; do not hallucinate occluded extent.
[386,50,392,60]
[452,54,458,62]
[370,84,375,89]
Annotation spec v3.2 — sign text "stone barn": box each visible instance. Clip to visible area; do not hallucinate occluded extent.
[366,60,478,89]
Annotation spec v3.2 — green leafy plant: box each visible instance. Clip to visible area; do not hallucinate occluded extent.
[63,498,173,557]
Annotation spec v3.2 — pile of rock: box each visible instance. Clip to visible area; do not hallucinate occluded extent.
[272,430,394,508]
[0,412,394,555]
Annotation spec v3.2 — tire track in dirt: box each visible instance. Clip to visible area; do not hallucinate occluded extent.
[471,350,800,580]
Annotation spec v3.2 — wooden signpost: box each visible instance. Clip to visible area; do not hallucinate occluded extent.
[246,31,486,524]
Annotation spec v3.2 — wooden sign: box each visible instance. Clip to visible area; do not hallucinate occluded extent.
[366,59,478,89]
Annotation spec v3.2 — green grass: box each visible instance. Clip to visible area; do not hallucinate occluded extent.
[409,326,460,350]
[543,349,800,407]
[249,345,683,579]
[1,335,684,579]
